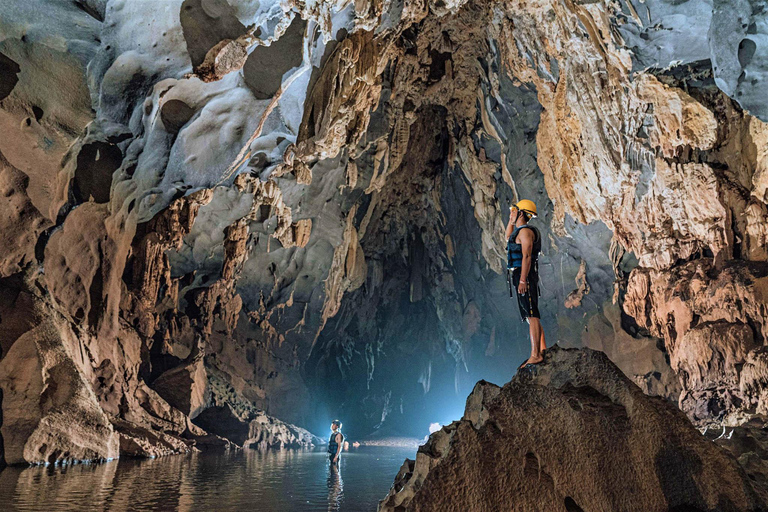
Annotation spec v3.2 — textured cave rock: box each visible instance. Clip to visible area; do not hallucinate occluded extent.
[0,0,766,472]
[0,153,51,276]
[192,404,322,449]
[626,259,768,425]
[0,290,119,465]
[378,348,765,512]
[705,417,768,504]
[618,0,768,121]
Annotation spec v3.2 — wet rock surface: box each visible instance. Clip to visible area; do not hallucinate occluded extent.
[0,0,765,479]
[379,347,765,512]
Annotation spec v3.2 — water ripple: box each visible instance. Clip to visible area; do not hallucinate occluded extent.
[0,446,416,512]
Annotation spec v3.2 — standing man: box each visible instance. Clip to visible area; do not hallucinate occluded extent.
[328,419,344,465]
[506,200,546,368]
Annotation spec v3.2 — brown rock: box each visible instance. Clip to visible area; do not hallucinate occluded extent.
[379,347,763,512]
[195,38,250,83]
[43,202,110,329]
[192,403,321,449]
[150,337,209,418]
[635,74,718,157]
[245,410,323,450]
[0,152,51,277]
[124,189,213,337]
[111,418,194,459]
[625,259,768,424]
[564,259,590,309]
[0,306,119,465]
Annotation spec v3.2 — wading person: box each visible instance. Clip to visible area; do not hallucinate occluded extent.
[506,199,546,369]
[328,420,344,465]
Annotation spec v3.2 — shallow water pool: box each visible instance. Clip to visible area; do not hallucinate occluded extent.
[0,445,417,511]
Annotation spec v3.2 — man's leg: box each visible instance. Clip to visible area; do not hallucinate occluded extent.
[526,318,544,364]
[528,277,545,362]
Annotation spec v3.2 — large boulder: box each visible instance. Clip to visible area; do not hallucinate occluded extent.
[379,347,765,512]
[246,410,324,450]
[0,306,119,465]
[192,403,321,449]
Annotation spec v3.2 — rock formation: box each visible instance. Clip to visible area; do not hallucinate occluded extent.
[0,0,766,472]
[193,405,323,450]
[706,418,768,504]
[379,347,765,512]
[626,259,768,426]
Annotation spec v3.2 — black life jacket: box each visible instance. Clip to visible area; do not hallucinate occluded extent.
[507,225,541,270]
[328,431,344,453]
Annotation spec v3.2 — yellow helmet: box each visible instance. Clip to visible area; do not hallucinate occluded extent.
[514,199,537,218]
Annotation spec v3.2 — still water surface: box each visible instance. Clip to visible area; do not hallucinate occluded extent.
[0,445,416,511]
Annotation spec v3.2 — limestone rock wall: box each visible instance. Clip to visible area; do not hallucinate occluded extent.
[0,0,766,464]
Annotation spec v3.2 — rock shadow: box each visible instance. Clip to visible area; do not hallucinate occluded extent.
[0,52,20,101]
[180,0,247,69]
[243,16,306,100]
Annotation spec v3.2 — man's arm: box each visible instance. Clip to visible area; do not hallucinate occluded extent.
[505,208,516,240]
[518,228,534,294]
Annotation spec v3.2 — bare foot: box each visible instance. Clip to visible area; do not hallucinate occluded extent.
[524,354,544,366]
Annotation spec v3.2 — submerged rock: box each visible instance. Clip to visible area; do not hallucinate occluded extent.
[379,347,765,512]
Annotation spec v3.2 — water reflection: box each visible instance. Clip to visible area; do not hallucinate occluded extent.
[327,460,344,511]
[0,446,414,511]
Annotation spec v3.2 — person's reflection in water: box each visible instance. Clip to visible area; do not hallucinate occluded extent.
[327,460,344,511]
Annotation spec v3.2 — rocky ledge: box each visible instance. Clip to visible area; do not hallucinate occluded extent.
[379,347,765,512]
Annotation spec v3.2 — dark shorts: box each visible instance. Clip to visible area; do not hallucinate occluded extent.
[510,268,540,321]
